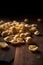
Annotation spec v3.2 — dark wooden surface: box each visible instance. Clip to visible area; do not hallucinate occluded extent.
[0,20,43,65]
[0,37,16,65]
[14,22,43,65]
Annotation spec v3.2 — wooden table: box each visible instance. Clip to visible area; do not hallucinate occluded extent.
[0,21,43,65]
[14,22,43,65]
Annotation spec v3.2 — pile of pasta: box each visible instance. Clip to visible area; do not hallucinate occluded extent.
[0,19,40,51]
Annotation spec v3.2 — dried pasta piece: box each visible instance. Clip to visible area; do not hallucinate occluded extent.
[24,24,29,27]
[28,45,38,51]
[9,35,18,44]
[0,25,5,31]
[20,33,25,38]
[24,32,31,37]
[31,24,37,27]
[25,37,33,44]
[29,27,37,33]
[0,42,8,48]
[20,32,31,38]
[24,19,29,23]
[0,20,4,25]
[1,30,9,37]
[17,37,24,43]
[4,35,15,42]
[8,26,17,35]
[14,33,20,38]
[37,18,42,22]
[34,31,40,35]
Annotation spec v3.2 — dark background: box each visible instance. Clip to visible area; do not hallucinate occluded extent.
[0,7,43,20]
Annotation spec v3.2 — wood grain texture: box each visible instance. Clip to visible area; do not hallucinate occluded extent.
[0,36,16,63]
[14,22,43,65]
[0,21,43,65]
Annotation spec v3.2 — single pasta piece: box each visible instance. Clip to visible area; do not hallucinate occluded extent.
[20,32,31,38]
[10,37,17,42]
[24,19,28,21]
[9,34,19,44]
[0,25,5,31]
[24,24,29,27]
[19,29,24,33]
[24,19,29,23]
[10,22,18,27]
[14,33,20,38]
[25,37,33,44]
[37,18,42,22]
[15,22,20,27]
[4,35,15,42]
[29,27,37,33]
[0,20,4,25]
[34,31,40,35]
[8,26,17,35]
[20,33,25,38]
[1,30,9,37]
[9,38,17,45]
[0,42,8,48]
[17,37,24,43]
[31,24,37,27]
[28,45,38,51]
[12,20,17,25]
[24,32,31,37]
